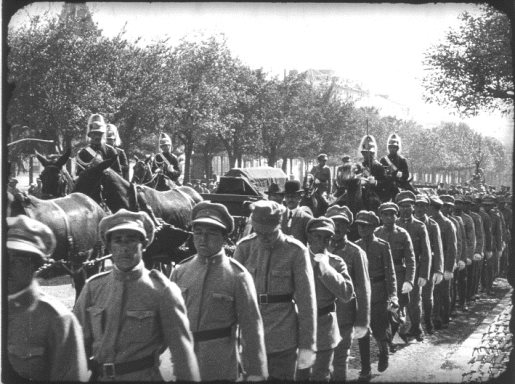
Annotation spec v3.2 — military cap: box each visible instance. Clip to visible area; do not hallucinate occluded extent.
[440,194,455,206]
[192,201,234,234]
[7,215,56,261]
[341,155,351,163]
[159,133,172,146]
[306,217,335,235]
[481,195,497,205]
[99,209,155,246]
[415,194,430,205]
[379,202,399,214]
[454,194,466,204]
[395,190,416,205]
[326,205,354,224]
[317,153,328,161]
[87,113,106,135]
[429,195,444,208]
[265,183,284,195]
[463,195,475,205]
[250,200,285,232]
[355,210,380,227]
[284,180,303,195]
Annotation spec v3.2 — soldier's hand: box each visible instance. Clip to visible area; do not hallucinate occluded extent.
[458,260,466,270]
[297,348,316,369]
[433,272,443,285]
[444,271,453,280]
[353,326,369,339]
[486,251,493,259]
[313,253,328,263]
[367,176,376,185]
[396,172,403,179]
[401,281,413,294]
[466,258,472,266]
[418,277,427,287]
[247,375,266,382]
[473,253,482,261]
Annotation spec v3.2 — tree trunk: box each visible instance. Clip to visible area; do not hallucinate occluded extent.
[281,156,288,173]
[267,146,278,167]
[183,138,194,184]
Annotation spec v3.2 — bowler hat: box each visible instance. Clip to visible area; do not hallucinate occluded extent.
[192,201,234,234]
[265,183,284,195]
[326,205,353,224]
[379,202,399,214]
[395,191,416,205]
[250,200,285,232]
[355,211,380,227]
[284,180,303,195]
[7,215,56,261]
[341,155,351,163]
[99,209,155,246]
[306,217,335,235]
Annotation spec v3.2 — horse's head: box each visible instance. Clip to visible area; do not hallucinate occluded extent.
[36,148,71,198]
[303,174,314,191]
[74,157,118,201]
[131,155,153,184]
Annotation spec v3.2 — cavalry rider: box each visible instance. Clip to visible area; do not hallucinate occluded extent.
[334,155,360,198]
[309,153,332,200]
[7,215,89,381]
[76,113,122,177]
[380,133,416,194]
[106,124,130,181]
[358,134,389,210]
[152,133,182,185]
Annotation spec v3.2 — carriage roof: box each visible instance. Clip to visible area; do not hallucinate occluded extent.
[218,167,288,196]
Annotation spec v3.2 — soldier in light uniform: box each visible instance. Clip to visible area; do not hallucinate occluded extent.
[463,195,484,302]
[380,133,416,194]
[355,211,398,377]
[281,180,313,245]
[7,215,89,382]
[358,135,389,210]
[152,133,182,184]
[296,217,355,381]
[234,201,317,381]
[310,153,332,198]
[73,209,200,381]
[105,124,130,181]
[374,202,415,347]
[395,191,432,341]
[414,194,444,335]
[76,113,122,176]
[171,202,268,381]
[429,196,457,330]
[327,206,371,382]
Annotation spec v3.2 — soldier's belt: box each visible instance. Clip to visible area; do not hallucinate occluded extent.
[193,326,232,342]
[318,302,336,316]
[92,355,155,379]
[258,293,294,304]
[371,275,386,283]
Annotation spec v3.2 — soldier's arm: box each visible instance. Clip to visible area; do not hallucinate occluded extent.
[399,157,410,181]
[292,245,317,352]
[235,270,268,379]
[445,222,457,272]
[118,149,130,181]
[431,223,444,275]
[403,232,416,286]
[382,243,398,302]
[466,218,476,258]
[160,281,200,381]
[233,242,246,264]
[482,216,493,252]
[167,155,182,179]
[474,217,484,255]
[354,248,371,329]
[72,284,93,359]
[317,256,354,303]
[49,312,90,381]
[419,224,432,280]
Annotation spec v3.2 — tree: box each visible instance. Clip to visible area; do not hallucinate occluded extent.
[422,5,513,116]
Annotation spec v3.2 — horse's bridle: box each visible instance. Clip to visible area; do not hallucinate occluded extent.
[132,160,160,187]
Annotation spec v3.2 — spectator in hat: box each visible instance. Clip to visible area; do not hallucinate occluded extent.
[265,182,284,204]
[76,113,122,177]
[414,194,444,335]
[296,217,354,381]
[281,180,313,245]
[152,133,182,184]
[375,202,416,347]
[309,153,332,198]
[326,206,371,382]
[355,210,397,377]
[171,202,267,381]
[106,124,129,181]
[73,209,200,381]
[7,215,89,381]
[234,200,317,380]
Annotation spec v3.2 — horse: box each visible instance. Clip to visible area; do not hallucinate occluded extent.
[7,191,107,299]
[35,148,75,199]
[131,155,176,191]
[301,174,329,218]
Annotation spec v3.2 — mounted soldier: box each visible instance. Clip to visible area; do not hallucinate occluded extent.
[358,134,389,211]
[334,155,361,198]
[75,114,122,177]
[380,133,416,195]
[106,124,129,181]
[152,133,182,185]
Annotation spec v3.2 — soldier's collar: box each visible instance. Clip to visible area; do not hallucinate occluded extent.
[197,249,225,264]
[113,261,145,281]
[8,280,39,310]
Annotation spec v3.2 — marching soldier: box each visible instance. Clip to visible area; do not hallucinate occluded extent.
[474,196,493,295]
[380,133,416,194]
[395,191,432,341]
[358,134,389,210]
[171,202,268,381]
[265,182,285,204]
[105,124,130,181]
[152,133,182,184]
[310,153,332,197]
[463,195,484,302]
[73,209,200,381]
[375,202,415,347]
[281,180,313,245]
[296,217,355,381]
[234,201,317,381]
[498,196,511,277]
[327,206,371,382]
[7,215,89,381]
[428,196,457,330]
[482,195,504,293]
[76,113,122,176]
[355,211,398,378]
[414,194,444,334]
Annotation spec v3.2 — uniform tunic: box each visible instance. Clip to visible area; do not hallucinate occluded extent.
[447,215,463,264]
[234,232,317,354]
[281,207,312,245]
[478,208,493,254]
[74,262,200,381]
[76,143,122,176]
[469,211,485,256]
[8,281,89,381]
[419,215,444,276]
[458,212,476,260]
[360,160,389,202]
[171,250,268,380]
[396,216,432,281]
[432,213,457,273]
[152,152,181,182]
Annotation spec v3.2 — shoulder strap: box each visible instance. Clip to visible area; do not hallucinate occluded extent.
[383,156,398,171]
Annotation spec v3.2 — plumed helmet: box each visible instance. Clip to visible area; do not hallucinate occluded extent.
[359,134,377,154]
[387,133,402,152]
[86,114,106,135]
[106,124,121,147]
[159,133,172,146]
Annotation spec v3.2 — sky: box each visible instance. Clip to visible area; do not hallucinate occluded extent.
[8,2,514,145]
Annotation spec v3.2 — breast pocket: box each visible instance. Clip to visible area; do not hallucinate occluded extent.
[210,292,235,322]
[269,269,293,293]
[125,310,156,342]
[8,344,45,360]
[87,306,105,339]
